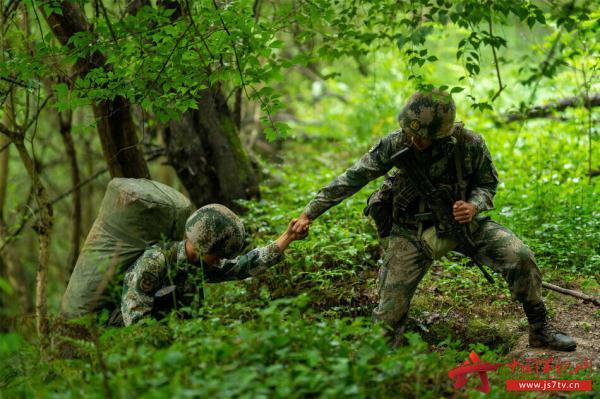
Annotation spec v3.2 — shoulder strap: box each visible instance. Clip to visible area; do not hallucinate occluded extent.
[452,124,467,201]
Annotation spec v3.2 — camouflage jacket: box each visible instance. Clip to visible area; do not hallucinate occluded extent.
[303,124,499,222]
[121,241,283,326]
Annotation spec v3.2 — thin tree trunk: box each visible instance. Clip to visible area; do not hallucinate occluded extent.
[16,140,52,347]
[0,124,53,349]
[0,134,8,213]
[41,1,149,178]
[58,110,81,279]
[0,219,33,323]
[234,87,242,130]
[0,108,33,319]
[80,111,97,235]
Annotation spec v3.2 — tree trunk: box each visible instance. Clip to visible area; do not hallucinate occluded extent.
[164,88,260,208]
[14,139,52,348]
[0,133,8,212]
[0,110,34,322]
[41,1,149,178]
[0,123,53,349]
[80,110,97,235]
[58,110,81,280]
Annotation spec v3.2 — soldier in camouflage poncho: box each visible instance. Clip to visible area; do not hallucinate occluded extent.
[121,204,305,326]
[292,90,576,351]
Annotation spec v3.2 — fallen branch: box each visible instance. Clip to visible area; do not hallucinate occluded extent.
[542,282,600,307]
[588,169,600,178]
[506,93,600,122]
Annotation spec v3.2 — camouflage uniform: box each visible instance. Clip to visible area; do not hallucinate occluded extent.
[303,126,544,332]
[121,241,282,326]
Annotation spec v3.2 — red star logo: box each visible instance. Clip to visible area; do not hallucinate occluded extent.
[448,351,502,393]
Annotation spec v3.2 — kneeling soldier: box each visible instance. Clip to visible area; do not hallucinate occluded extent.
[122,204,306,325]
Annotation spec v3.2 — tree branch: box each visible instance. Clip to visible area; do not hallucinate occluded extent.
[505,93,600,122]
[542,282,600,307]
[488,16,505,102]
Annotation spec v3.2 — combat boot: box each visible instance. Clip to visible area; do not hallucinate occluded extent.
[378,316,408,349]
[529,323,577,351]
[523,301,576,351]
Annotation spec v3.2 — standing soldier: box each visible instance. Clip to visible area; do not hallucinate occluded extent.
[121,204,306,326]
[292,90,576,351]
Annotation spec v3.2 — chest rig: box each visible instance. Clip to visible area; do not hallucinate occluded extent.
[364,123,469,237]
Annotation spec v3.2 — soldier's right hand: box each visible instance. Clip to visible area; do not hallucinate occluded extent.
[291,213,311,234]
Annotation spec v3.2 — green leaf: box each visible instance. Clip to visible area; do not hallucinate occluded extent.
[270,40,285,49]
[264,127,276,141]
[535,11,546,24]
[0,277,13,295]
[396,35,409,49]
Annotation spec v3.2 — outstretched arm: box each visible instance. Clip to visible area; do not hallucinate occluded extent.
[204,219,308,282]
[293,133,400,233]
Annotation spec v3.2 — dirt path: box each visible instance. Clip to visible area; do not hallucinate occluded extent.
[508,297,599,370]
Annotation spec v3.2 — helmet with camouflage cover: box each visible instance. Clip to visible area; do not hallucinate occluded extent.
[398,90,456,139]
[185,204,245,259]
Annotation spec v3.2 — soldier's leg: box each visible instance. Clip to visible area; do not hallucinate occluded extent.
[470,219,576,351]
[372,227,432,346]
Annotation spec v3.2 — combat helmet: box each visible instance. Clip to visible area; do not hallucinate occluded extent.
[398,90,456,139]
[185,204,245,259]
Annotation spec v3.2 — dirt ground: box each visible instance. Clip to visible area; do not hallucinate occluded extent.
[508,296,599,370]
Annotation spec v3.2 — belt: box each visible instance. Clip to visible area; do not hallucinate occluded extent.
[393,211,435,225]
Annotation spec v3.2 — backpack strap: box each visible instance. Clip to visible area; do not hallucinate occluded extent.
[452,123,467,201]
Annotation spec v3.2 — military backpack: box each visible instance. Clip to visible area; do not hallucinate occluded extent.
[60,178,193,318]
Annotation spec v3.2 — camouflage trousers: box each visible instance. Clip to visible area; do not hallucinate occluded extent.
[372,219,543,330]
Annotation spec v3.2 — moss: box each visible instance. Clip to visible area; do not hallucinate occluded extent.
[220,116,253,185]
[467,318,517,353]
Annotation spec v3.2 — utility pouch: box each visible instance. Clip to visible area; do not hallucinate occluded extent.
[364,189,393,238]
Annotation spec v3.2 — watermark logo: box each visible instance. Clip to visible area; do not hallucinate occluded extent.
[447,351,502,393]
[448,352,593,393]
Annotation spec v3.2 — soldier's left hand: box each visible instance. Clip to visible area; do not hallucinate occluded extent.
[453,200,477,224]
